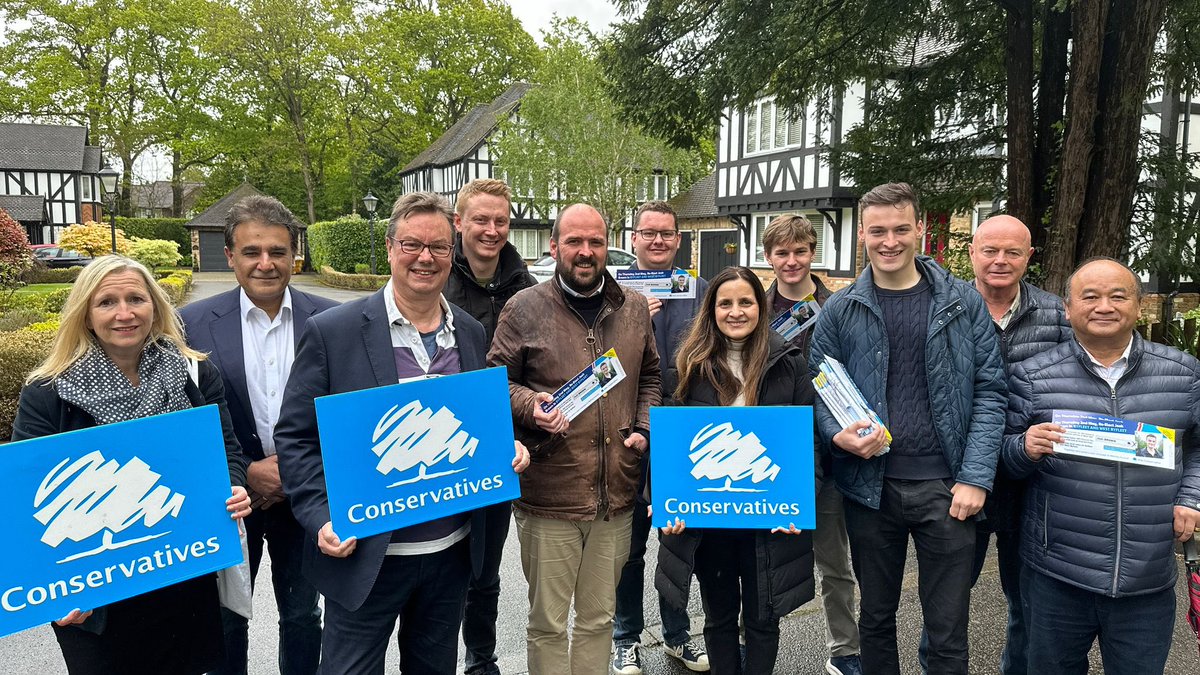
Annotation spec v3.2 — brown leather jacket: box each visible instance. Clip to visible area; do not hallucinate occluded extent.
[487,274,661,521]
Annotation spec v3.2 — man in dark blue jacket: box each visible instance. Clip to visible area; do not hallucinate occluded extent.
[809,182,1005,675]
[181,195,336,675]
[274,192,529,673]
[1002,257,1200,674]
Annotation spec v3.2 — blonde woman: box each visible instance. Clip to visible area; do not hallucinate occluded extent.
[12,255,251,675]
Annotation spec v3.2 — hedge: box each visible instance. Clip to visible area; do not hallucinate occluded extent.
[22,265,84,284]
[0,326,56,439]
[308,215,387,274]
[157,270,194,305]
[116,217,190,257]
[318,265,388,291]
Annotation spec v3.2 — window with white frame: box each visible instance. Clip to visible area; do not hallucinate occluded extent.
[750,212,827,268]
[744,99,804,155]
[80,176,92,201]
[509,228,551,260]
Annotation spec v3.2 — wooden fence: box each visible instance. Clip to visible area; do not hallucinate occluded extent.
[1138,317,1200,355]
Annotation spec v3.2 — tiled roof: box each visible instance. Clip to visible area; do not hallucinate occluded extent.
[82,146,103,173]
[670,172,718,219]
[0,122,90,172]
[0,194,47,221]
[401,82,531,173]
[185,183,264,229]
[132,181,205,210]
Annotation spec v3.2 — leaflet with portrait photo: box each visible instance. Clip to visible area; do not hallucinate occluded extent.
[616,268,697,299]
[1051,410,1176,470]
[770,295,821,341]
[540,348,626,421]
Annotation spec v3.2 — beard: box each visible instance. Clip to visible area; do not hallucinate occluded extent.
[556,256,605,294]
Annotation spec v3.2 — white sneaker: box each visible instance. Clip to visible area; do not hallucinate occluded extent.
[612,642,642,675]
[663,638,710,672]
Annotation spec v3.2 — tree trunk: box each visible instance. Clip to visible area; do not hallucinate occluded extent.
[1043,0,1108,296]
[1077,0,1169,262]
[1031,0,1070,254]
[172,149,184,217]
[1004,0,1035,228]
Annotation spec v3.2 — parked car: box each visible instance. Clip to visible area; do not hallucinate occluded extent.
[527,247,636,282]
[32,246,93,268]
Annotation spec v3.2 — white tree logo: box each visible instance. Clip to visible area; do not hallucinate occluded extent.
[373,400,479,488]
[689,422,781,493]
[34,451,186,564]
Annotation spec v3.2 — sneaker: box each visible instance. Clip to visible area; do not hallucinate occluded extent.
[612,642,642,675]
[664,638,710,672]
[827,654,864,675]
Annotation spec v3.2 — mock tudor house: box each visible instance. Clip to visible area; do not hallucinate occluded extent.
[0,122,106,244]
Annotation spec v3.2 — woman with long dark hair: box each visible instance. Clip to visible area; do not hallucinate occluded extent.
[655,266,818,675]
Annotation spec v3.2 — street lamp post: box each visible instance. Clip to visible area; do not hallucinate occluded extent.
[362,191,379,275]
[98,164,120,253]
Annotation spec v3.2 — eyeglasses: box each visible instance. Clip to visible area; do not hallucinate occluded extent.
[633,229,679,242]
[388,236,452,258]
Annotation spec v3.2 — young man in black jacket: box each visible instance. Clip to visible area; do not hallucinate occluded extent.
[444,178,537,675]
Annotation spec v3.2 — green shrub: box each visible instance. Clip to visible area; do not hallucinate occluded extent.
[0,292,48,313]
[308,215,387,273]
[318,265,387,291]
[23,266,84,284]
[0,308,49,332]
[116,217,189,257]
[156,270,194,305]
[354,263,370,274]
[0,327,56,439]
[41,288,72,313]
[128,237,182,271]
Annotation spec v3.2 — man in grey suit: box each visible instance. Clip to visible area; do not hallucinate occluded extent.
[180,195,336,675]
[274,192,529,674]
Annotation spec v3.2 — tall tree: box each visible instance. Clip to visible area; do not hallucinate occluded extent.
[495,20,705,230]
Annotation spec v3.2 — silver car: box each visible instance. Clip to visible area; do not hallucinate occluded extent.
[527,247,637,282]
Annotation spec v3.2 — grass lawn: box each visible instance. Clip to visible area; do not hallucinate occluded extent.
[13,283,71,295]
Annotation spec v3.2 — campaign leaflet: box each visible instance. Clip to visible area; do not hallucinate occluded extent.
[616,268,697,299]
[770,295,821,342]
[1051,410,1176,470]
[539,348,626,421]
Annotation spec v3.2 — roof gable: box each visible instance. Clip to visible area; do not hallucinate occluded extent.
[0,122,89,172]
[401,82,531,173]
[185,183,265,229]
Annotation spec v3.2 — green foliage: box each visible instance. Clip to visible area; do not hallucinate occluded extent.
[0,207,34,295]
[495,20,707,228]
[318,266,387,291]
[308,215,386,273]
[156,269,194,305]
[0,327,56,440]
[60,222,130,257]
[22,266,85,284]
[0,309,51,332]
[128,237,183,270]
[116,217,189,255]
[41,288,73,314]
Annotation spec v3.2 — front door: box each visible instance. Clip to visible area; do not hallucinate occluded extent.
[699,229,739,281]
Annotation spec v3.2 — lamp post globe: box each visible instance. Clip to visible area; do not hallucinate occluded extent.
[98,164,121,253]
[363,191,379,275]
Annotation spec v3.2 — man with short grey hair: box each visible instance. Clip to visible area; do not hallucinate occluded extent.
[275,191,530,673]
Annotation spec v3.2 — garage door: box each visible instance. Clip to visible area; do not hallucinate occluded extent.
[197,231,227,272]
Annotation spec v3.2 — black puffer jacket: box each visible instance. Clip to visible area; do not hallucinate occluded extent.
[655,334,817,620]
[1002,335,1200,596]
[443,239,537,343]
[984,280,1072,532]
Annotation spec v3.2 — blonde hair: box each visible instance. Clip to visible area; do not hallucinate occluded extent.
[26,255,205,384]
[455,179,512,216]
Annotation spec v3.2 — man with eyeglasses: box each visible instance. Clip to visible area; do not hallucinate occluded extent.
[612,201,709,675]
[444,179,538,675]
[275,191,531,673]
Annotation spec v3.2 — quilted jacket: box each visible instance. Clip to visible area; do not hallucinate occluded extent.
[809,256,1007,509]
[1002,335,1200,596]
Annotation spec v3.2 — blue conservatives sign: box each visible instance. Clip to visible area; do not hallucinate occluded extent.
[650,406,816,530]
[315,367,520,540]
[0,406,242,638]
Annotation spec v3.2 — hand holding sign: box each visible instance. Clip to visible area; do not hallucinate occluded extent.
[227,486,252,520]
[1024,422,1064,461]
[533,392,567,434]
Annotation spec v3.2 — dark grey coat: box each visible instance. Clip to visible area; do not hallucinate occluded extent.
[655,335,817,620]
[1002,334,1200,596]
[443,239,537,344]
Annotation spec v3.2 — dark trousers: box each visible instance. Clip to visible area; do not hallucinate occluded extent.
[843,479,975,675]
[613,501,693,647]
[462,501,511,675]
[320,539,470,675]
[1022,566,1174,675]
[693,530,779,675]
[918,527,1026,674]
[212,502,322,675]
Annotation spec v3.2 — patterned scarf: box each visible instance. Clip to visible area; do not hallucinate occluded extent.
[57,338,192,425]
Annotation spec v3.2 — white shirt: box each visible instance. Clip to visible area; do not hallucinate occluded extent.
[996,286,1022,330]
[240,288,294,457]
[1080,337,1133,390]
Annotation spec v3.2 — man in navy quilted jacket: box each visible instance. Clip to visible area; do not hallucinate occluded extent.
[809,182,1006,675]
[1002,257,1200,674]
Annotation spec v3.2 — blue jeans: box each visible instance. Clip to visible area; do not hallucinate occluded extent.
[212,502,322,675]
[1022,566,1175,675]
[613,501,692,647]
[321,539,470,675]
[919,527,1026,674]
[462,501,511,675]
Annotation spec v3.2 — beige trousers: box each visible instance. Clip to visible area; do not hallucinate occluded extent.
[515,509,634,675]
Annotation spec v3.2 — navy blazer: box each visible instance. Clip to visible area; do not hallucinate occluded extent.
[273,288,490,611]
[180,287,339,462]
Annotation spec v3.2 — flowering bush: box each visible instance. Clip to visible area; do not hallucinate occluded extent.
[0,208,34,295]
[59,221,130,257]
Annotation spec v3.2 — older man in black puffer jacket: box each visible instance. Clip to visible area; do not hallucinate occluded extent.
[1002,257,1200,675]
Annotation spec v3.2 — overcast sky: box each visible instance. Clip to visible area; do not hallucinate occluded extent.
[510,0,623,41]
